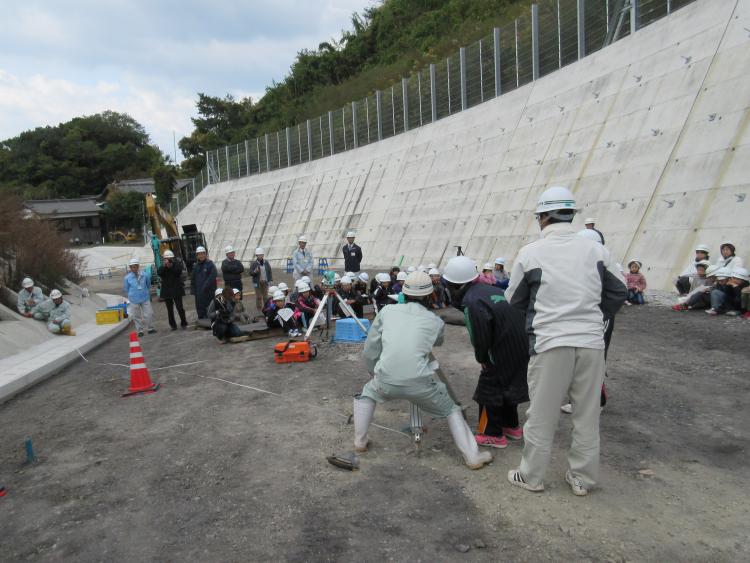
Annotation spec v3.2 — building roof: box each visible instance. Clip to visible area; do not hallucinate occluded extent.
[111,178,192,195]
[24,198,102,219]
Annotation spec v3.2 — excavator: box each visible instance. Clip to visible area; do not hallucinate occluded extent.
[145,193,207,291]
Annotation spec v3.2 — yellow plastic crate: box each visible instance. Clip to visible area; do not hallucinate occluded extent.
[96,309,121,324]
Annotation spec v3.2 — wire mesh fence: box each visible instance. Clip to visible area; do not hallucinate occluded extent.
[182,0,695,203]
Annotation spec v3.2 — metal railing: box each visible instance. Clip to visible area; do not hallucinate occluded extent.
[169,0,695,217]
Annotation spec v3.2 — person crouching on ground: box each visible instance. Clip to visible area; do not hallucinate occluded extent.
[295,282,320,325]
[231,288,252,324]
[123,258,155,337]
[17,277,44,317]
[442,256,529,450]
[157,250,188,330]
[429,268,450,309]
[337,276,365,317]
[672,260,711,311]
[675,244,710,295]
[31,289,73,335]
[624,259,647,305]
[372,273,393,310]
[723,268,750,317]
[706,268,734,316]
[353,271,492,470]
[478,263,496,285]
[493,258,510,289]
[265,290,302,336]
[209,287,244,341]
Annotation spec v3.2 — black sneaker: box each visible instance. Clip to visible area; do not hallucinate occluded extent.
[137,331,144,337]
[147,328,157,334]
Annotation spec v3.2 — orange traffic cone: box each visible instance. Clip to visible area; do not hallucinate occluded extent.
[123,331,160,397]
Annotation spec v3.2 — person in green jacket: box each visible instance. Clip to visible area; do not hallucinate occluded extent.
[32,289,73,335]
[353,271,492,470]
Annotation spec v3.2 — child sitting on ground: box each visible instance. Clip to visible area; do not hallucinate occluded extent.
[295,282,320,324]
[231,288,252,324]
[265,290,302,336]
[706,268,732,315]
[625,259,647,305]
[673,261,711,310]
[337,276,366,317]
[372,273,394,310]
[478,263,496,285]
[715,268,749,317]
[429,268,450,309]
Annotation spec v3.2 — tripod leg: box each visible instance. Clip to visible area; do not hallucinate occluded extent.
[333,292,369,333]
[304,294,328,340]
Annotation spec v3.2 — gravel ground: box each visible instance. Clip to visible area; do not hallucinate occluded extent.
[0,278,748,562]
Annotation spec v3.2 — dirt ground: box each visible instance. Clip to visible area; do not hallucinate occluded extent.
[1,275,748,562]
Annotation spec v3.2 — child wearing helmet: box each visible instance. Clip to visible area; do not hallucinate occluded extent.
[391,271,407,295]
[353,271,492,470]
[716,242,743,274]
[209,287,244,341]
[372,273,393,310]
[336,276,366,318]
[624,260,647,305]
[428,268,450,309]
[724,268,750,317]
[265,290,302,336]
[706,268,733,316]
[295,283,320,324]
[675,244,710,295]
[478,263,496,286]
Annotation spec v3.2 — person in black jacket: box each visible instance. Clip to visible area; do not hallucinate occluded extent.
[157,249,188,329]
[342,231,363,273]
[248,246,273,312]
[191,246,217,319]
[443,256,530,450]
[221,245,245,297]
[336,276,366,317]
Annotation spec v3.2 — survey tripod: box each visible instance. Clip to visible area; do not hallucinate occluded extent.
[303,285,369,342]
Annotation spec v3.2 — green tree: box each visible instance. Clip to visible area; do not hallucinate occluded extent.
[104,191,144,232]
[153,165,177,208]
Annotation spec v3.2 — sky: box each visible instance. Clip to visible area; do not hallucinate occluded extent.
[0,0,373,161]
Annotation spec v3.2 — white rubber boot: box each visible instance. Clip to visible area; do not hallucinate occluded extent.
[448,411,492,469]
[353,396,376,452]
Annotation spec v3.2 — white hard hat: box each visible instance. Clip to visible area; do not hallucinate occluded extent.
[720,241,735,250]
[402,272,434,297]
[494,257,506,265]
[345,271,355,278]
[272,290,286,300]
[214,288,224,296]
[345,231,355,238]
[232,288,240,295]
[298,235,307,243]
[694,244,710,253]
[715,267,732,280]
[255,247,265,255]
[695,260,711,268]
[129,258,140,266]
[577,229,603,244]
[277,282,288,291]
[731,267,749,282]
[704,265,720,277]
[333,273,341,282]
[341,276,353,285]
[396,271,408,281]
[50,289,62,299]
[427,263,437,269]
[584,217,596,225]
[482,262,493,271]
[358,272,369,282]
[268,285,279,296]
[536,186,578,214]
[443,256,479,284]
[224,245,235,254]
[297,282,311,292]
[196,246,207,253]
[162,250,175,259]
[406,266,416,273]
[22,277,34,288]
[627,259,642,268]
[428,268,441,276]
[375,273,390,283]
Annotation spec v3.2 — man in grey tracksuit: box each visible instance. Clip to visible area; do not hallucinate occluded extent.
[506,186,627,496]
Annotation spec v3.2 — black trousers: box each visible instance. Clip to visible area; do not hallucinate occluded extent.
[477,404,519,437]
[675,276,691,295]
[165,296,187,328]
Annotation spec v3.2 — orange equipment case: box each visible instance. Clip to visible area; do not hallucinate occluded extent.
[274,340,317,363]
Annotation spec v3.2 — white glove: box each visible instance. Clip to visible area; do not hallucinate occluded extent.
[428,359,439,371]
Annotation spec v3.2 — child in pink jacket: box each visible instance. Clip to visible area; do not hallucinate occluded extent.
[625,259,647,305]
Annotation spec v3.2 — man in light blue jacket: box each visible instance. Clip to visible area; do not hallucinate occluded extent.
[32,289,73,334]
[123,258,155,336]
[17,277,44,316]
[292,235,313,280]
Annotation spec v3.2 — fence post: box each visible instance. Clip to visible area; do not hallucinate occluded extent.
[216,150,221,182]
[328,111,334,155]
[306,119,312,161]
[297,124,302,164]
[417,72,423,125]
[342,109,347,151]
[192,178,196,200]
[514,19,520,88]
[391,86,396,135]
[319,116,324,154]
[429,64,437,122]
[244,140,250,175]
[365,97,371,143]
[493,28,501,97]
[352,102,358,148]
[276,131,281,168]
[479,40,484,103]
[286,127,291,167]
[402,78,409,131]
[225,146,230,179]
[375,90,383,141]
[532,4,540,80]
[577,0,585,60]
[447,58,452,114]
[459,47,467,111]
[630,0,639,34]
[265,133,271,172]
[557,0,562,69]
[255,138,260,172]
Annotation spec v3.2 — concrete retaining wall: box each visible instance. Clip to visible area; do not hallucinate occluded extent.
[177,0,749,288]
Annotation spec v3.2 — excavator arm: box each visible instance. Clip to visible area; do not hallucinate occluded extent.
[145,193,179,238]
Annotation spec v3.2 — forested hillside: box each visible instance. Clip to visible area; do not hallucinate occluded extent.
[179,0,527,174]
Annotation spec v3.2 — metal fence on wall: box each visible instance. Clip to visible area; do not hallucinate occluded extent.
[170,0,695,216]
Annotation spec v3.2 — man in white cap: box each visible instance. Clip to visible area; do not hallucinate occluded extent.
[353,271,492,470]
[292,236,313,281]
[221,245,245,298]
[191,246,217,320]
[342,231,362,273]
[17,277,44,317]
[583,217,605,245]
[32,289,73,335]
[123,257,156,336]
[249,246,273,312]
[505,186,626,496]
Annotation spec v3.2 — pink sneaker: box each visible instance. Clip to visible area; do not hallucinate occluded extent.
[502,426,523,440]
[475,434,507,449]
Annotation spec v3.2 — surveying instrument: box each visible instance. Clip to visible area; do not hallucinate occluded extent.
[303,271,369,342]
